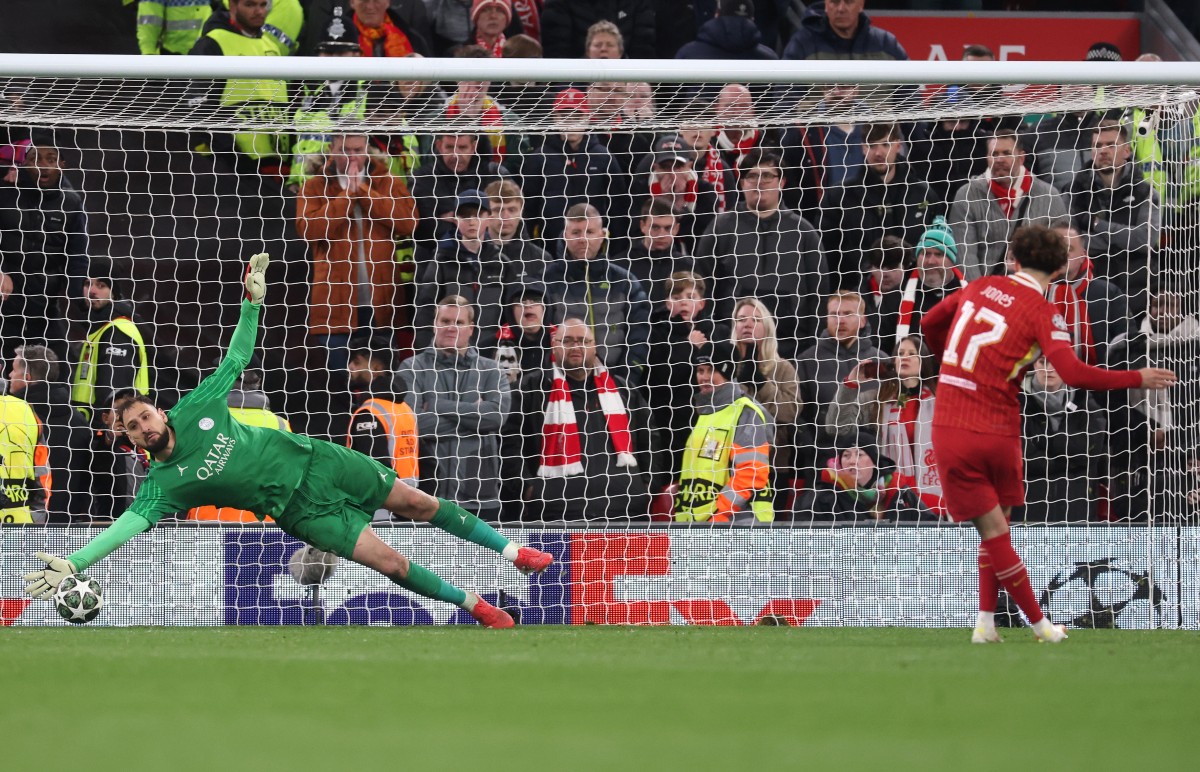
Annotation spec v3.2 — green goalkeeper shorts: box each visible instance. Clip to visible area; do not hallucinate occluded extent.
[275,439,397,558]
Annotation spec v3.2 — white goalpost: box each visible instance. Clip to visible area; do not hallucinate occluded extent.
[0,54,1197,629]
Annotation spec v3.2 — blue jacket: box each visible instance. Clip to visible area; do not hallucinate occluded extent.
[782,3,906,61]
[676,16,778,60]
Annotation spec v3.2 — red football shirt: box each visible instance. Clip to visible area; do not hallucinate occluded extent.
[922,272,1140,437]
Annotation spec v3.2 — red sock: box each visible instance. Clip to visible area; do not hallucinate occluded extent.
[980,532,1045,625]
[978,544,999,613]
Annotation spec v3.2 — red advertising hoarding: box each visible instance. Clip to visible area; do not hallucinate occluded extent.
[869,13,1141,62]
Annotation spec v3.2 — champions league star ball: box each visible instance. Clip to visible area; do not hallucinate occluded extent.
[53,574,104,624]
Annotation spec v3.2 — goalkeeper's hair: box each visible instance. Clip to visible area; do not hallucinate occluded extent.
[113,391,158,421]
[1010,224,1068,275]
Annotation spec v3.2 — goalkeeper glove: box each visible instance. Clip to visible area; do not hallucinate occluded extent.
[243,252,270,304]
[23,552,79,600]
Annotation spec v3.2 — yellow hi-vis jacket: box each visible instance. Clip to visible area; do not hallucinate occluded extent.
[71,316,151,413]
[675,396,774,523]
[0,395,51,523]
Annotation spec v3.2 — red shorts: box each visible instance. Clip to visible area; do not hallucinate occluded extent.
[931,425,1024,522]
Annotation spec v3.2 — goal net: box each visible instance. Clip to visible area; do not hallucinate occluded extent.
[0,55,1197,628]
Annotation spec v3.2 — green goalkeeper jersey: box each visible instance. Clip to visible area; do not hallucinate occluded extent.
[70,300,314,570]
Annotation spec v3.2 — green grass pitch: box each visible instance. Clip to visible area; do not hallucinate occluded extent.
[2,626,1195,771]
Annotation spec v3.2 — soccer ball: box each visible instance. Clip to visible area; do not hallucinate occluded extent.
[288,545,338,586]
[54,574,103,624]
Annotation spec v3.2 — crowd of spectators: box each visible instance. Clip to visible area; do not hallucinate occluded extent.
[1,0,1198,525]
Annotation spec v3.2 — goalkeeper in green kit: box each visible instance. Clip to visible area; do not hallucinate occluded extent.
[24,254,551,628]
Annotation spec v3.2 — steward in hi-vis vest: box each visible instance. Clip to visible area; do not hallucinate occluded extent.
[676,342,774,523]
[72,260,151,422]
[0,394,51,523]
[188,371,291,522]
[189,0,290,164]
[346,342,417,520]
[136,0,212,55]
[222,0,304,56]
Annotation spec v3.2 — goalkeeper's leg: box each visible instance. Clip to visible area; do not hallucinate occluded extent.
[381,480,553,575]
[350,527,513,628]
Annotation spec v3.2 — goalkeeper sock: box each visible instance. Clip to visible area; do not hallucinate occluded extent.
[394,560,468,608]
[978,544,1000,614]
[980,532,1045,625]
[431,498,514,556]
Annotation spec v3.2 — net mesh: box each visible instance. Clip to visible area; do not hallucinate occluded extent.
[0,66,1197,628]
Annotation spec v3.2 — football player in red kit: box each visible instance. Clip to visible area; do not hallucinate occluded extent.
[922,225,1177,643]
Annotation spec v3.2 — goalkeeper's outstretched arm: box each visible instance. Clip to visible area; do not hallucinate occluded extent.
[181,253,271,406]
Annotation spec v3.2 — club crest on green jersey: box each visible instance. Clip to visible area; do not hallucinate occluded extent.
[199,417,215,430]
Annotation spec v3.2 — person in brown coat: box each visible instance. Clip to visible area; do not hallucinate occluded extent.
[297,132,418,370]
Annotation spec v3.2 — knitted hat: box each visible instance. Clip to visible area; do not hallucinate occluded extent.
[915,215,958,263]
[1085,42,1122,62]
[694,341,737,383]
[471,0,512,26]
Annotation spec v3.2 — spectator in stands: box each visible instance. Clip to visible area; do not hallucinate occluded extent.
[729,297,802,480]
[908,108,991,208]
[647,272,729,469]
[862,235,912,348]
[297,132,418,371]
[255,0,305,56]
[1014,355,1107,523]
[187,0,291,181]
[676,0,778,61]
[700,149,828,358]
[826,334,944,517]
[346,341,418,520]
[521,89,621,242]
[137,0,211,55]
[797,290,885,441]
[674,340,775,523]
[783,0,907,63]
[7,345,92,521]
[444,45,509,161]
[1068,118,1160,301]
[397,295,511,522]
[0,273,62,372]
[484,179,552,275]
[582,19,624,59]
[71,259,151,426]
[714,84,773,172]
[288,6,370,192]
[819,122,936,290]
[679,123,739,214]
[800,430,931,522]
[469,0,516,57]
[585,81,654,175]
[414,189,538,350]
[619,200,711,302]
[542,204,652,384]
[542,6,655,60]
[346,0,432,56]
[512,317,653,521]
[624,81,656,122]
[0,387,49,524]
[875,217,966,349]
[1105,286,1200,520]
[411,129,508,243]
[948,128,1070,280]
[302,0,432,56]
[482,282,556,387]
[426,0,522,55]
[368,57,449,152]
[626,143,719,251]
[1052,222,1128,365]
[780,83,868,216]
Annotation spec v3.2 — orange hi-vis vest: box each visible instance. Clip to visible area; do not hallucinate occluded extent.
[348,398,418,487]
[188,406,291,522]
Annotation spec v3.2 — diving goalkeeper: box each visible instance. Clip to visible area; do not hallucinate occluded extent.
[23,253,551,628]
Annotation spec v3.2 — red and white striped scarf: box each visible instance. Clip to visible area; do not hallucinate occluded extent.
[538,362,637,478]
[698,145,728,212]
[717,127,759,171]
[895,268,967,345]
[476,32,506,58]
[1050,259,1097,364]
[986,165,1032,220]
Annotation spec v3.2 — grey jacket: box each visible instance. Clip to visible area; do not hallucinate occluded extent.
[698,207,828,357]
[797,333,885,432]
[948,172,1069,280]
[396,346,511,511]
